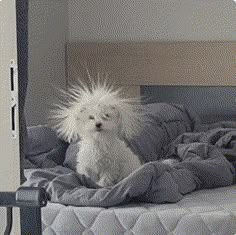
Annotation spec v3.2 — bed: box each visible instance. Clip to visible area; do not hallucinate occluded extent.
[22,87,236,235]
[21,41,236,235]
[23,121,236,235]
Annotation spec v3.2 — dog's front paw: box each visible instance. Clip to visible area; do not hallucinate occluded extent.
[97,176,115,187]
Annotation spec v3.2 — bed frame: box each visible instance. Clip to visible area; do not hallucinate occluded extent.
[0,187,47,235]
[141,85,236,123]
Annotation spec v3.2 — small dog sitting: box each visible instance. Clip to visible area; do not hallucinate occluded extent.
[50,81,147,187]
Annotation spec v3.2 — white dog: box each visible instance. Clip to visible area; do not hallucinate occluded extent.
[50,81,147,187]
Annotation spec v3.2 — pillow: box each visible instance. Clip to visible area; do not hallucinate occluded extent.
[126,103,199,162]
[26,125,59,156]
[25,125,69,168]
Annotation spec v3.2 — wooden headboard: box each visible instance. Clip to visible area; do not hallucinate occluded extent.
[66,41,236,97]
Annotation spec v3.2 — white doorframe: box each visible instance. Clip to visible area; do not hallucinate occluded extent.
[0,0,21,233]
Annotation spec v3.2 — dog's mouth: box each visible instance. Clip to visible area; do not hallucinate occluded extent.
[95,127,103,132]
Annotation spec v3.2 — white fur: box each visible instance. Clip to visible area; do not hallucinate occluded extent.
[49,80,146,187]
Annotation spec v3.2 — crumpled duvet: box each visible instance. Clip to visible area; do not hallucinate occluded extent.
[23,125,235,207]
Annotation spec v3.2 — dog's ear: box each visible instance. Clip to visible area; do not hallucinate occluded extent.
[48,105,79,143]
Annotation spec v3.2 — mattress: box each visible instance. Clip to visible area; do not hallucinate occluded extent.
[42,185,236,235]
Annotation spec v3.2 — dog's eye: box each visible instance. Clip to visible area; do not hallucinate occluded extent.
[80,107,86,113]
[101,113,110,120]
[89,115,94,120]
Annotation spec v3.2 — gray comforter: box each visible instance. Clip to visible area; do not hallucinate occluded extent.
[23,103,236,207]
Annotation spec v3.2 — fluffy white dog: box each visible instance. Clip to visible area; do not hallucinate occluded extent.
[50,81,147,187]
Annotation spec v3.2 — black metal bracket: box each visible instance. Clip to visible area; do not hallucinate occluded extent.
[16,186,47,208]
[0,187,47,235]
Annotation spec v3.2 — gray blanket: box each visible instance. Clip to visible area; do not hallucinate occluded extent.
[23,104,236,207]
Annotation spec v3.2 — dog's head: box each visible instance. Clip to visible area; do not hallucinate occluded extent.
[75,103,122,140]
[49,81,147,143]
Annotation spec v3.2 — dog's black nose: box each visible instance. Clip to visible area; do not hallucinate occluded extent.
[96,122,102,128]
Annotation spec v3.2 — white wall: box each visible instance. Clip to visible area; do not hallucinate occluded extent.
[68,0,236,42]
[25,0,68,126]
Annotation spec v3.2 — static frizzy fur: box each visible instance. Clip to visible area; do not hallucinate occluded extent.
[49,78,152,187]
[49,79,147,143]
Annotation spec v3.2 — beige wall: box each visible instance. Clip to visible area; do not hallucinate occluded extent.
[68,0,236,42]
[25,0,68,126]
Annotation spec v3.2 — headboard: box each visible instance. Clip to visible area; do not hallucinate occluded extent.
[66,41,236,122]
[141,85,236,123]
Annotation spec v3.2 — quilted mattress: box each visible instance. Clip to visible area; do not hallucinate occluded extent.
[42,185,236,235]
